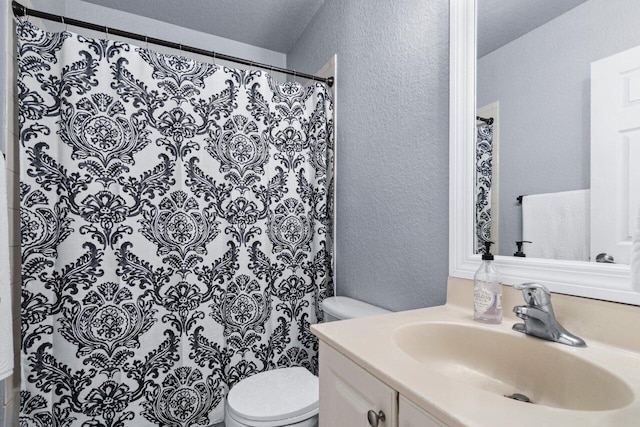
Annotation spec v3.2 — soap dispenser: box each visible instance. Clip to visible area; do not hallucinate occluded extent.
[474,241,503,324]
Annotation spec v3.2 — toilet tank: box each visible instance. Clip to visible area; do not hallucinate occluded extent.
[322,296,390,322]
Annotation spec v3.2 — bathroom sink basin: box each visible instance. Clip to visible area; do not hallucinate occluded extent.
[392,322,633,411]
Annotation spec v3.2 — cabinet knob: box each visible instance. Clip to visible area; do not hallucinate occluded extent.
[367,409,386,426]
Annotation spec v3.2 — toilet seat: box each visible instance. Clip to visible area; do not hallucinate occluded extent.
[226,367,319,426]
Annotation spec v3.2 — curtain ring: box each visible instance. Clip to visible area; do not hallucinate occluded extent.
[293,69,297,81]
[145,35,149,50]
[105,26,109,40]
[179,43,183,55]
[212,50,216,64]
[61,16,67,32]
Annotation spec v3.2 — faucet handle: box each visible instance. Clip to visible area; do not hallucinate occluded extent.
[513,282,551,307]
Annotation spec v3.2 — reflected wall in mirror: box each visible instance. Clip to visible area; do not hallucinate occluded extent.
[475,0,640,264]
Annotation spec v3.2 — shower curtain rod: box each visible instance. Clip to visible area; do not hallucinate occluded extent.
[476,116,494,125]
[11,0,334,87]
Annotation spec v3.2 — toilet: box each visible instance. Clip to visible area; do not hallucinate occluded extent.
[224,296,390,427]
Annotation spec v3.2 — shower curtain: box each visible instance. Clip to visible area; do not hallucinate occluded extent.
[476,124,493,253]
[17,20,333,426]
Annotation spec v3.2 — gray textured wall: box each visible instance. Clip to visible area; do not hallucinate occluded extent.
[29,0,288,68]
[0,382,3,426]
[288,0,450,311]
[477,0,640,256]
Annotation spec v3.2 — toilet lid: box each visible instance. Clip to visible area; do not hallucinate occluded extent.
[227,367,319,422]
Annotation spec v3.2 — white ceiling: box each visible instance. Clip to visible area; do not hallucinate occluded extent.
[80,0,325,53]
[478,0,589,58]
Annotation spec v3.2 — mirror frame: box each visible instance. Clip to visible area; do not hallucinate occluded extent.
[448,0,639,305]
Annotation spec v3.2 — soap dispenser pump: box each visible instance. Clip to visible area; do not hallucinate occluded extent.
[474,241,503,324]
[514,240,532,257]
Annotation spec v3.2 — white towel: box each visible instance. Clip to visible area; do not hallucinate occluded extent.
[0,154,13,380]
[632,204,640,291]
[522,190,590,261]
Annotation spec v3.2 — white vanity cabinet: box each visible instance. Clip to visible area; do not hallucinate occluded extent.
[319,341,398,426]
[319,342,446,427]
[398,396,446,427]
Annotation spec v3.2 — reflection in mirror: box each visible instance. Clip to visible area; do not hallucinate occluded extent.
[475,0,640,265]
[475,105,498,255]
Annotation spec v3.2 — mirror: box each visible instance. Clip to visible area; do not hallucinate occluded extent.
[449,0,639,305]
[474,0,640,265]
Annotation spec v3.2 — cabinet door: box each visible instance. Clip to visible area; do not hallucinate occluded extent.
[319,342,398,427]
[399,396,446,427]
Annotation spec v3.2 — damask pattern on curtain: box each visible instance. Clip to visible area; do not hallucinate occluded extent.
[17,20,333,426]
[476,124,493,253]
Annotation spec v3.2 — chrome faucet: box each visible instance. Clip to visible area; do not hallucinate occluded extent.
[512,282,586,347]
